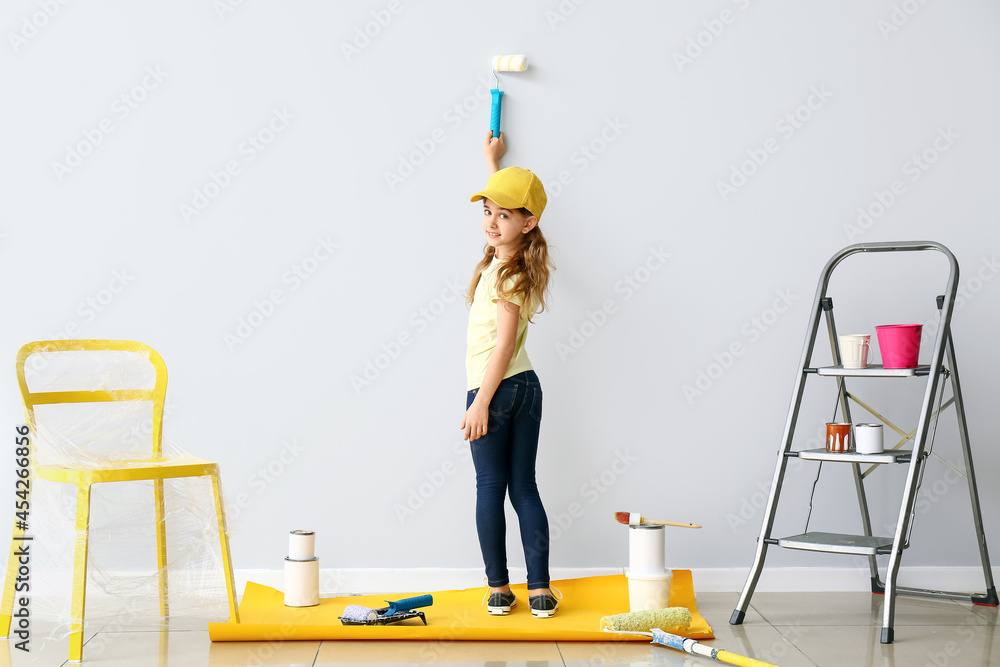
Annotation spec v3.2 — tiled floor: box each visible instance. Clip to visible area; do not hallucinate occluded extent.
[2,592,996,666]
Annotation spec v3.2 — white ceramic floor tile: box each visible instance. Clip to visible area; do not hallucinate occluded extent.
[782,623,1000,667]
[1,618,101,667]
[694,591,768,627]
[967,601,999,626]
[206,634,320,666]
[699,622,818,667]
[748,591,989,629]
[560,624,816,667]
[315,640,562,663]
[71,630,320,666]
[5,592,996,666]
[557,640,660,663]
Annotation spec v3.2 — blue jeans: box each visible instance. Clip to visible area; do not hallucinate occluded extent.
[467,370,550,589]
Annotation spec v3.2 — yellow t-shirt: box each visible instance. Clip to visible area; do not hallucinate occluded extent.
[466,256,538,391]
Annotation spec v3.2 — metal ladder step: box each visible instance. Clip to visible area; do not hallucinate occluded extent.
[777,532,895,555]
[794,448,912,464]
[812,364,930,377]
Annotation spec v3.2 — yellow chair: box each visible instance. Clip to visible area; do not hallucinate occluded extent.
[0,340,239,662]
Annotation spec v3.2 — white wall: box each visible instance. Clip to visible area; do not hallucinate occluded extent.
[2,0,999,588]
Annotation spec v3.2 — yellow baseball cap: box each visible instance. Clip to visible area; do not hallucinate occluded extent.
[470,166,547,219]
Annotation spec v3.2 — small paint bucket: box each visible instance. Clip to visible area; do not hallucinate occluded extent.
[628,524,666,573]
[855,423,884,454]
[289,529,315,561]
[838,334,873,369]
[876,324,922,369]
[826,423,851,453]
[626,569,672,612]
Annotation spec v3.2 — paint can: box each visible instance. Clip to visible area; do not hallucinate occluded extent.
[625,569,673,612]
[628,523,666,573]
[284,557,320,607]
[284,529,319,607]
[826,422,851,453]
[289,529,315,560]
[855,423,884,454]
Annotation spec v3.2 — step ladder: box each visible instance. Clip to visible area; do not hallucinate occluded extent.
[729,241,997,644]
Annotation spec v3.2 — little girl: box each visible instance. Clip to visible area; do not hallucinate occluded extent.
[461,131,558,618]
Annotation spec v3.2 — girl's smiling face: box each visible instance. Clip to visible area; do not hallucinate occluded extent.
[481,199,537,258]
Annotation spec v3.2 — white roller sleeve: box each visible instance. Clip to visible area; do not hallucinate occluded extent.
[492,55,528,72]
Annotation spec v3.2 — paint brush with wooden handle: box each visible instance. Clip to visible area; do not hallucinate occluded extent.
[614,512,701,529]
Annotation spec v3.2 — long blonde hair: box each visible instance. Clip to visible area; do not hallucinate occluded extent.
[466,219,553,322]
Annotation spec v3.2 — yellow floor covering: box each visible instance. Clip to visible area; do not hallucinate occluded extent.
[208,571,714,642]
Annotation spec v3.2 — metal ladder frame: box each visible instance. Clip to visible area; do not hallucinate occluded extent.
[728,241,997,644]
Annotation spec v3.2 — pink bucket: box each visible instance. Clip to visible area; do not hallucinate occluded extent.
[875,324,922,369]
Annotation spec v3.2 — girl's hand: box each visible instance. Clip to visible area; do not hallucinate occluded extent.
[461,399,490,441]
[484,131,506,174]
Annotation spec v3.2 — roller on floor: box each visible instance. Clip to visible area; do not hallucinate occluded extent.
[601,608,776,667]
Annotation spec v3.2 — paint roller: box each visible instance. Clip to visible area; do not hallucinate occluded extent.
[338,594,433,626]
[601,608,777,667]
[490,55,528,138]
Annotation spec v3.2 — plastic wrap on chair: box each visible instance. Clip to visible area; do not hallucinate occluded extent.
[6,342,233,654]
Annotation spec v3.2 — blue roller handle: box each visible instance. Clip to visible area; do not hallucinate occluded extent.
[385,594,433,616]
[490,88,504,137]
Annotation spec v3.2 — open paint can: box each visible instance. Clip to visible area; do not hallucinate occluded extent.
[628,524,666,573]
[826,422,851,453]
